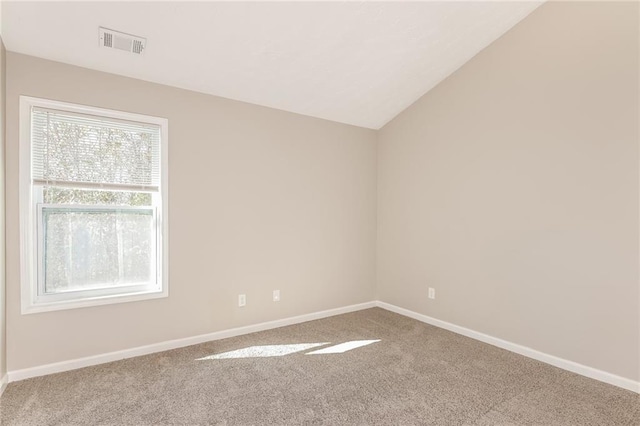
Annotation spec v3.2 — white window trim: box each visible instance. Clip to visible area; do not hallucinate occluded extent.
[19,96,169,314]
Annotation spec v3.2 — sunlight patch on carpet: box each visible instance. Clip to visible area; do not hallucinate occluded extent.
[196,343,329,360]
[305,340,380,355]
[197,339,381,360]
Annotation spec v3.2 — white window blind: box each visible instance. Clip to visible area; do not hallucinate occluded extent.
[31,107,161,190]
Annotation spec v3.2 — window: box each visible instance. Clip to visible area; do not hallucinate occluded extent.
[20,97,168,313]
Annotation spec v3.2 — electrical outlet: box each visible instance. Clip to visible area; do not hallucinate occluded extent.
[238,294,246,307]
[428,287,435,300]
[273,290,280,302]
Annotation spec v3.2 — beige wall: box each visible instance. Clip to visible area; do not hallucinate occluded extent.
[5,52,377,371]
[0,40,6,382]
[377,1,639,381]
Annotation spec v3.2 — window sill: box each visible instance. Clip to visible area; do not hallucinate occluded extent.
[21,288,168,315]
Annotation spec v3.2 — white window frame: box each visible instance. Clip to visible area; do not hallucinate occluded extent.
[19,96,169,314]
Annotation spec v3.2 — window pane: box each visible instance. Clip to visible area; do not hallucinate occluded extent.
[43,186,152,206]
[42,207,155,294]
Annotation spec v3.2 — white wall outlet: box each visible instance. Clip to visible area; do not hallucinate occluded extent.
[428,287,436,300]
[238,294,246,307]
[273,290,280,302]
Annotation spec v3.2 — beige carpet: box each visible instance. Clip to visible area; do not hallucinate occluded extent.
[1,308,638,425]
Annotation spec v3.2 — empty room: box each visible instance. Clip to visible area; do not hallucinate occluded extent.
[0,0,638,424]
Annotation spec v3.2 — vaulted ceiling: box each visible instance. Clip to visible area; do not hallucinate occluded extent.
[1,1,542,129]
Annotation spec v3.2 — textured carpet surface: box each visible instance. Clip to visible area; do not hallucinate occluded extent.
[1,308,638,425]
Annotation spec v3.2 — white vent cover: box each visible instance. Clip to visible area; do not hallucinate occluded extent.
[99,27,146,55]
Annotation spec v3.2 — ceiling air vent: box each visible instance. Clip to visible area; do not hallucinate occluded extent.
[99,27,146,55]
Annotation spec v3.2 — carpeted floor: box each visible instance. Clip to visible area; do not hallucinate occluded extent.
[1,308,638,425]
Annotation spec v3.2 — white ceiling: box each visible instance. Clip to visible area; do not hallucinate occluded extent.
[2,1,542,129]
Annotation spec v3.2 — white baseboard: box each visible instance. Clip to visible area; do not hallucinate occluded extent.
[8,301,376,383]
[376,301,640,394]
[0,373,7,397]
